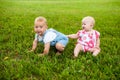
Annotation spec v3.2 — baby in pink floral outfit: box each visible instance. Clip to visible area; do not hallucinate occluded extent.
[67,16,100,58]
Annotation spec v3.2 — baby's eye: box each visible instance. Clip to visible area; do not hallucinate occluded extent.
[82,23,86,25]
[35,26,38,28]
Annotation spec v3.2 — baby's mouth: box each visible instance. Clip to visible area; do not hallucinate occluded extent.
[37,32,42,35]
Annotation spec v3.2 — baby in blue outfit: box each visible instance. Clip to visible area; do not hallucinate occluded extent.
[30,16,69,56]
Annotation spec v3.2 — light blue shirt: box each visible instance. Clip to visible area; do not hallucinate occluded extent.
[35,28,68,46]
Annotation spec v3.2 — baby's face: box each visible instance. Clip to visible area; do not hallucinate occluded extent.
[34,21,47,36]
[82,19,93,31]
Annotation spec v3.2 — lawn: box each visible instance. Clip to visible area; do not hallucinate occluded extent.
[0,0,120,80]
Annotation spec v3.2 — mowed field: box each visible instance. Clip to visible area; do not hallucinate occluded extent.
[0,0,120,80]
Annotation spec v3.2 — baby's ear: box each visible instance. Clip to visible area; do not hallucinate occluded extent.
[90,24,94,27]
[45,25,48,28]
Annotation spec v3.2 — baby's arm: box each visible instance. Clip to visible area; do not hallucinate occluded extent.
[31,39,38,51]
[92,37,100,56]
[42,42,50,55]
[67,34,78,39]
[95,38,100,49]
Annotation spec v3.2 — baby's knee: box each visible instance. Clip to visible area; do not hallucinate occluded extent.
[55,43,65,51]
[90,47,100,52]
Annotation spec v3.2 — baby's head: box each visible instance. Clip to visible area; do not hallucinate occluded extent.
[34,16,48,36]
[81,16,95,31]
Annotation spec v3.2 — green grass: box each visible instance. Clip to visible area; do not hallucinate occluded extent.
[0,0,120,80]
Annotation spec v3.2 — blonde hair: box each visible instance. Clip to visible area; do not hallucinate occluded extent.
[34,16,47,24]
[82,16,95,26]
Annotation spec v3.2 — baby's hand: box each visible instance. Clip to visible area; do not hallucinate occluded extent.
[38,53,46,57]
[28,49,34,53]
[66,35,69,38]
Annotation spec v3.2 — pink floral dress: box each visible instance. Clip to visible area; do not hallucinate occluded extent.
[77,30,100,52]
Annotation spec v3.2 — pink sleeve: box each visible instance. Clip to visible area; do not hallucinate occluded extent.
[95,31,100,39]
[77,30,82,36]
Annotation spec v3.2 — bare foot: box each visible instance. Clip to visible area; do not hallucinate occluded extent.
[73,56,77,59]
[93,52,99,56]
[38,54,46,57]
[28,50,34,53]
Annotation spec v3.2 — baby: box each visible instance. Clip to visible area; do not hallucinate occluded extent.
[30,16,69,56]
[67,16,100,58]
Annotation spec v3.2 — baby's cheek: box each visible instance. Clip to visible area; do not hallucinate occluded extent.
[35,29,38,32]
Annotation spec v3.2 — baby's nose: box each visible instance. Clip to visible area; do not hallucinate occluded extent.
[82,26,85,29]
[37,27,41,30]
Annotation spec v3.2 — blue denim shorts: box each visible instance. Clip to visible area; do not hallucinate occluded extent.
[50,34,69,47]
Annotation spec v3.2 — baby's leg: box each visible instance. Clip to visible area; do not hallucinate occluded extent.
[55,37,68,55]
[89,47,100,56]
[74,44,83,58]
[55,43,65,51]
[55,43,65,55]
[93,48,100,56]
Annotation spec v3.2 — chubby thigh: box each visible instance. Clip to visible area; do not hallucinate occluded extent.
[55,36,69,51]
[88,47,100,53]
